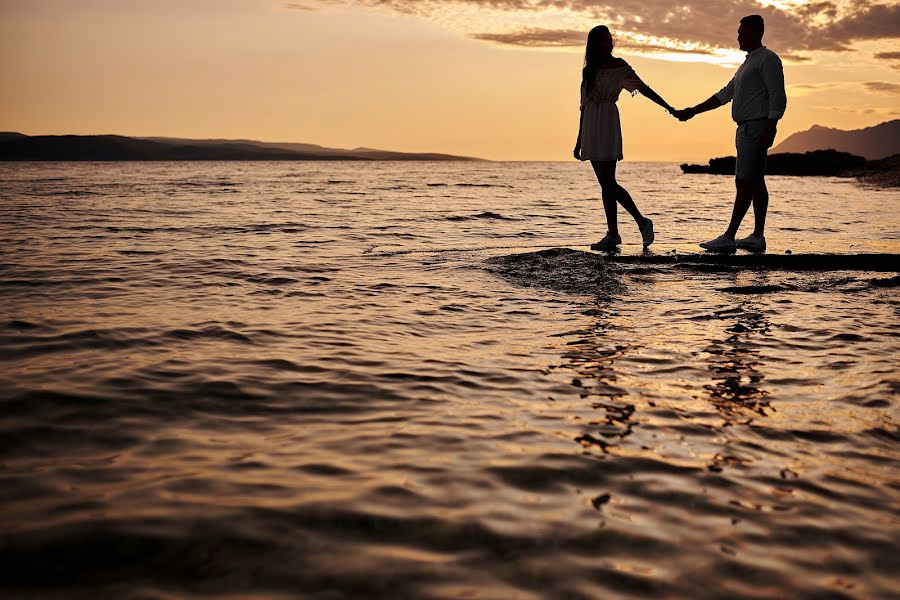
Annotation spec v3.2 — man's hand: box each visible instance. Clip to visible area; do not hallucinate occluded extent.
[672,108,695,122]
[758,121,778,148]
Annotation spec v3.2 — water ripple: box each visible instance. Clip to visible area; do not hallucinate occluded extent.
[0,161,897,599]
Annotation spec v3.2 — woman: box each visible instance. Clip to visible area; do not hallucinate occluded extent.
[574,25,675,250]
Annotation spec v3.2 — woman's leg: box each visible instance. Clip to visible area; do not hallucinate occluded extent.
[592,160,647,228]
[591,160,620,235]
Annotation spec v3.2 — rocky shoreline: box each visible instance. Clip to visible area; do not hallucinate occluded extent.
[681,149,899,187]
[838,154,900,187]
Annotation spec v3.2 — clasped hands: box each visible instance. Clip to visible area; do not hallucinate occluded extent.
[667,106,695,122]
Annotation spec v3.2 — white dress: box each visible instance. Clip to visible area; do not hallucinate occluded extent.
[579,65,645,161]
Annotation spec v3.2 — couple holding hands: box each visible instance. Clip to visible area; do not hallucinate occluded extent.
[575,15,787,252]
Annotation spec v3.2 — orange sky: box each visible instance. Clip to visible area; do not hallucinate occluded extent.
[1,0,898,161]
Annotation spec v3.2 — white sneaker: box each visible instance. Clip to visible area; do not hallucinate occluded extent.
[735,234,766,251]
[590,233,622,251]
[699,234,736,252]
[639,218,655,248]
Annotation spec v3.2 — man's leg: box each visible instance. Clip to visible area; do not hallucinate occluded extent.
[724,178,755,239]
[751,177,768,237]
[726,120,770,239]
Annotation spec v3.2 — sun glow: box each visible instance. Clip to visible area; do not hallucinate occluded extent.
[0,0,897,160]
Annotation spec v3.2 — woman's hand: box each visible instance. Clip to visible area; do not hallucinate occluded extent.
[672,108,694,121]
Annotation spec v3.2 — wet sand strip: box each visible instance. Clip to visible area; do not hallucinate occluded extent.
[602,252,900,272]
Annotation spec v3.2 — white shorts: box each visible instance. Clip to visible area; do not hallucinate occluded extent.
[735,120,768,181]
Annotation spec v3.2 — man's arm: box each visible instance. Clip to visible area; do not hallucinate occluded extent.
[676,95,725,121]
[675,77,732,121]
[760,54,787,147]
[760,118,779,148]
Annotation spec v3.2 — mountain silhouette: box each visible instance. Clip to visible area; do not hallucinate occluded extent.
[0,134,480,161]
[772,120,899,160]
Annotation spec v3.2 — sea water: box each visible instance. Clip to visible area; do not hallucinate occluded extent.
[1,161,898,599]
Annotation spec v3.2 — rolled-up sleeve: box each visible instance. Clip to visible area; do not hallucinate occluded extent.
[762,54,786,119]
[714,77,735,104]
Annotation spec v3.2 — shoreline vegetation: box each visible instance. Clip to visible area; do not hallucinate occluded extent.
[681,149,900,187]
[0,133,480,162]
[2,132,898,187]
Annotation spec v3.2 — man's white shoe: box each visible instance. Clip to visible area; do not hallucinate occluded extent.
[735,234,766,251]
[699,234,736,251]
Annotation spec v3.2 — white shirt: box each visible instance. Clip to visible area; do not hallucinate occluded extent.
[715,47,787,123]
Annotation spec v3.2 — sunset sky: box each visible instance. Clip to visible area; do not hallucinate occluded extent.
[1,0,898,160]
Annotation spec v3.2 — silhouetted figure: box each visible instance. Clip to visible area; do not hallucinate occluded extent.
[574,25,675,251]
[673,15,787,252]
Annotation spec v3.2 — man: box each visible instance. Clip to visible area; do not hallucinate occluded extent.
[675,15,787,252]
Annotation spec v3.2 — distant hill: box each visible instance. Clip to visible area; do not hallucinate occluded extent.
[0,132,28,142]
[139,137,476,160]
[772,120,900,160]
[0,134,480,161]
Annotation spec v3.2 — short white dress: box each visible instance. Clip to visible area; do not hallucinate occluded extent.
[579,65,645,161]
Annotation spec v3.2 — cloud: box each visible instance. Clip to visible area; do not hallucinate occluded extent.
[826,2,900,43]
[346,0,900,53]
[302,0,900,59]
[810,104,900,117]
[470,28,586,48]
[788,81,840,89]
[285,0,347,9]
[864,81,900,94]
[470,27,717,54]
[786,81,845,96]
[789,81,900,97]
[779,53,813,62]
[874,51,900,60]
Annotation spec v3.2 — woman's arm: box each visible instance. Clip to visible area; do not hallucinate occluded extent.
[638,84,675,114]
[574,107,584,160]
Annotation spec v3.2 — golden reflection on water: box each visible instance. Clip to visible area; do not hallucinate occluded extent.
[2,162,898,599]
[701,300,771,422]
[538,262,899,497]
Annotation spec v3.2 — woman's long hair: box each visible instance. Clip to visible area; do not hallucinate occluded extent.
[582,25,614,96]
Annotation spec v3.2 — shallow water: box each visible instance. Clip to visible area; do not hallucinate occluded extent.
[1,161,898,599]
